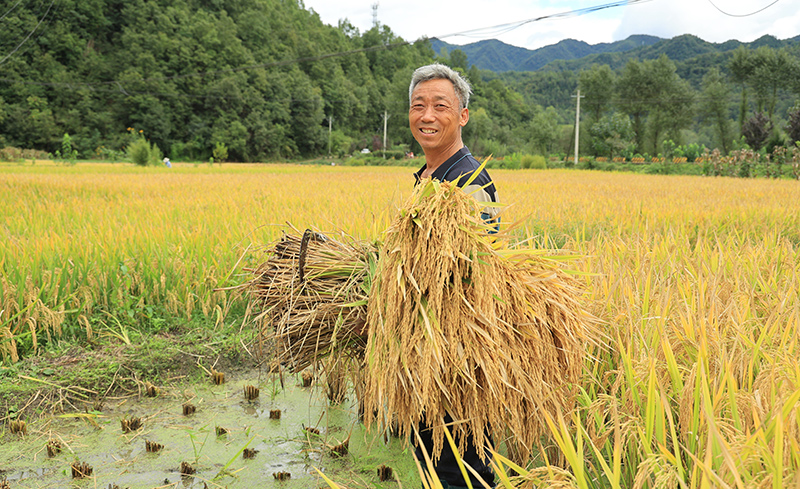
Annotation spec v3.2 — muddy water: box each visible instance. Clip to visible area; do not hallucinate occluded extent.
[0,372,419,488]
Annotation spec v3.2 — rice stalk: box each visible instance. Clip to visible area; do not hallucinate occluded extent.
[362,178,601,466]
[245,228,374,372]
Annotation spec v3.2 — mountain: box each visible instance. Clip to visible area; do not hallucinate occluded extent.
[430,34,800,74]
[430,35,662,72]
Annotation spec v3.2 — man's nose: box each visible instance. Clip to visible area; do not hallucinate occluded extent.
[420,105,436,122]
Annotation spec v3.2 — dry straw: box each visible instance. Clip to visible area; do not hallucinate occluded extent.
[246,175,599,466]
[362,177,600,465]
[245,227,373,372]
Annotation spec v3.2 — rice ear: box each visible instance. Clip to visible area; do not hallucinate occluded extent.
[245,229,372,373]
[243,180,601,467]
[362,178,601,466]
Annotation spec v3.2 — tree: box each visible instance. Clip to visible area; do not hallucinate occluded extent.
[699,67,734,154]
[742,112,772,150]
[467,107,492,156]
[9,0,798,163]
[288,71,326,156]
[616,59,651,153]
[647,56,694,154]
[0,0,437,161]
[749,46,794,121]
[449,49,469,71]
[729,47,753,133]
[526,106,559,155]
[589,113,634,158]
[0,96,5,145]
[579,64,616,125]
[616,56,692,154]
[785,105,800,146]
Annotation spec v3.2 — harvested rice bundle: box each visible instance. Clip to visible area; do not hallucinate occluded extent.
[246,229,374,372]
[362,178,599,466]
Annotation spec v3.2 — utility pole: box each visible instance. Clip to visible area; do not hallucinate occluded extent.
[382,110,390,158]
[326,114,333,156]
[572,89,584,166]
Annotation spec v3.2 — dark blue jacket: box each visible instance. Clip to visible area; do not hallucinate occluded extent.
[413,146,499,225]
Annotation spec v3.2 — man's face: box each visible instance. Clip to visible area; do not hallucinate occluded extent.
[409,78,469,155]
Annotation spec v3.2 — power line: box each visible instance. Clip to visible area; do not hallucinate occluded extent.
[14,0,64,61]
[435,0,654,40]
[0,0,28,22]
[706,0,782,17]
[0,0,57,66]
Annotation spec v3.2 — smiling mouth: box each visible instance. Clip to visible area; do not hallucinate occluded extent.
[420,128,437,134]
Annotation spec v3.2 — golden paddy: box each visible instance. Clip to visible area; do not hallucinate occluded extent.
[1,162,799,487]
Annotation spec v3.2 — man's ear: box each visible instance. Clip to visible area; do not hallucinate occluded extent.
[460,107,469,127]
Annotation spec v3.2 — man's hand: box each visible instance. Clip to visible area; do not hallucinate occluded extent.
[353,317,368,338]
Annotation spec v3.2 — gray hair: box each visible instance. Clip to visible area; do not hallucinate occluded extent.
[409,63,472,109]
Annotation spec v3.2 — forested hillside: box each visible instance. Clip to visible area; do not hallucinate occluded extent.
[0,0,435,161]
[465,33,800,159]
[2,0,800,163]
[436,34,800,75]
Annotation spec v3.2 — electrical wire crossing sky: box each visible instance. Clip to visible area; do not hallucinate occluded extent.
[302,0,796,50]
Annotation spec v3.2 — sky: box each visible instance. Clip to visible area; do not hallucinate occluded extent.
[300,0,799,51]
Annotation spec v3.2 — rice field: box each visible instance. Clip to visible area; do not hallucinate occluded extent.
[2,161,800,487]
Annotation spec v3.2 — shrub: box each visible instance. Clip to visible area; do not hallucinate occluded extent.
[577,157,597,170]
[95,146,125,162]
[661,140,705,162]
[381,150,406,160]
[742,112,772,150]
[482,139,509,158]
[498,156,519,170]
[786,105,800,146]
[170,142,187,161]
[690,144,704,161]
[501,153,520,169]
[149,144,163,166]
[343,154,419,167]
[528,155,547,169]
[128,138,151,166]
[0,146,23,162]
[329,130,353,158]
[171,140,208,161]
[212,142,228,162]
[498,152,542,170]
[343,156,366,166]
[767,145,787,179]
[366,155,393,166]
[662,139,678,159]
[643,161,672,175]
[55,133,79,165]
[764,131,786,155]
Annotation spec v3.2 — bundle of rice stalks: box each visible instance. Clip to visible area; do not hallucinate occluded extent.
[362,177,601,466]
[246,228,374,372]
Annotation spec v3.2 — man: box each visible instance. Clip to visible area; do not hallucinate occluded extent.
[408,63,497,489]
[409,64,498,217]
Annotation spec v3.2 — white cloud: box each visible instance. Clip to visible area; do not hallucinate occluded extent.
[303,0,628,49]
[614,0,800,43]
[520,17,622,49]
[302,0,798,51]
